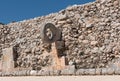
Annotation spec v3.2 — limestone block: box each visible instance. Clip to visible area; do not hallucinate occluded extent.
[107,68,115,75]
[95,68,102,75]
[89,69,96,75]
[61,65,75,75]
[76,69,85,75]
[2,47,15,72]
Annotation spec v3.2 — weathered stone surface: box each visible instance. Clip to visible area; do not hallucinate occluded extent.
[26,70,31,76]
[37,70,50,76]
[49,70,61,76]
[89,69,96,75]
[0,0,119,76]
[107,68,115,75]
[55,14,68,20]
[90,41,98,46]
[84,69,89,75]
[115,68,120,75]
[61,65,75,75]
[95,68,102,75]
[101,68,107,75]
[2,47,15,72]
[76,69,85,75]
[30,70,37,76]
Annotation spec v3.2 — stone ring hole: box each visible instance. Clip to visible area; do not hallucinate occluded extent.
[45,28,53,40]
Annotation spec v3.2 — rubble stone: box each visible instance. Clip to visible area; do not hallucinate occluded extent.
[0,0,119,76]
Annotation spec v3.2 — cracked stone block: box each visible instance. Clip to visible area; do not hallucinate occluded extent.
[2,47,16,72]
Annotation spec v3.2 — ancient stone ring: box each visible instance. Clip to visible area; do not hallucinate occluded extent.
[41,23,61,43]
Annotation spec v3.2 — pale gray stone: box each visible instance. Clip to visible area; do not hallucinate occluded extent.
[107,68,115,75]
[101,68,107,75]
[30,70,37,76]
[76,69,85,75]
[89,69,96,75]
[61,65,75,75]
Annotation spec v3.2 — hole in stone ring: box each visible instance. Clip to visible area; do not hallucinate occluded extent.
[45,28,53,40]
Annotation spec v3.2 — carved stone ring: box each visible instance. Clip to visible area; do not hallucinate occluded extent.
[41,23,61,43]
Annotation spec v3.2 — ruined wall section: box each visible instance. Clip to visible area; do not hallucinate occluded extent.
[0,0,120,70]
[0,25,10,58]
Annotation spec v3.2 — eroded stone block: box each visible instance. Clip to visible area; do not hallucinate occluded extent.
[2,47,16,72]
[76,69,85,75]
[95,68,101,75]
[61,65,75,75]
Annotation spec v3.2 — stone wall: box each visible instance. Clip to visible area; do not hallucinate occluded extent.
[0,0,120,74]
